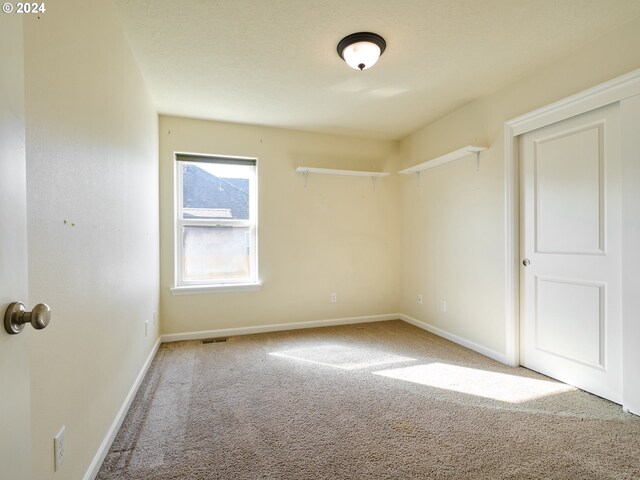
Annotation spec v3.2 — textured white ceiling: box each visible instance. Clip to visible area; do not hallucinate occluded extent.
[114,0,640,139]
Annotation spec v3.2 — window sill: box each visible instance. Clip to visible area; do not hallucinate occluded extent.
[170,283,262,295]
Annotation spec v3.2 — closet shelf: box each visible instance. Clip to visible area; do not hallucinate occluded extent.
[398,145,487,174]
[296,167,390,177]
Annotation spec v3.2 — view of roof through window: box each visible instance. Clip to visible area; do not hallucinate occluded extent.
[182,163,250,220]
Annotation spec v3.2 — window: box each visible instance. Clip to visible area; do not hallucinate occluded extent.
[174,153,258,292]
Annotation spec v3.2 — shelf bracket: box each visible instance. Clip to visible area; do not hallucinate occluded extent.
[371,176,377,191]
[302,169,309,188]
[475,151,481,172]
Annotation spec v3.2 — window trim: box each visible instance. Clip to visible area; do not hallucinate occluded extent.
[174,152,259,291]
[170,283,262,295]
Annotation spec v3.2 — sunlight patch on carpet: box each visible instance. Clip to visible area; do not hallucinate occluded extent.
[269,344,415,370]
[372,363,577,403]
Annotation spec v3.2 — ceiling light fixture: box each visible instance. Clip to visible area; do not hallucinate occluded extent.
[337,32,386,71]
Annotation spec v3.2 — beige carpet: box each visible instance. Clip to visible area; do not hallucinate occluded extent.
[97,320,640,479]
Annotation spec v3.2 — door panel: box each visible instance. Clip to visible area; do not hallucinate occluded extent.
[535,125,604,254]
[535,278,603,368]
[0,14,32,479]
[520,103,621,403]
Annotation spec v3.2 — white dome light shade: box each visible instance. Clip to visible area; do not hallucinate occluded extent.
[342,41,381,70]
[337,32,386,71]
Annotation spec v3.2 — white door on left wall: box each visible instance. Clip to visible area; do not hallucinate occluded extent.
[0,14,33,480]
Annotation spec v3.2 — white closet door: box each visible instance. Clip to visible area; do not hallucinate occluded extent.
[519,103,622,403]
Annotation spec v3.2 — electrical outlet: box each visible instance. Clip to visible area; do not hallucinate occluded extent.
[54,426,65,471]
[330,293,337,303]
[417,295,423,305]
[440,300,447,312]
[145,319,149,337]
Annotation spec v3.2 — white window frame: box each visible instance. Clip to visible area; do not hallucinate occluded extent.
[171,152,260,295]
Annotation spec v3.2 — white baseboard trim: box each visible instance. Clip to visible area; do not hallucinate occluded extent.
[399,314,509,365]
[161,313,400,343]
[83,337,161,480]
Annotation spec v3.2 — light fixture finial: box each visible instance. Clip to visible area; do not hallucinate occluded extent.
[337,32,386,71]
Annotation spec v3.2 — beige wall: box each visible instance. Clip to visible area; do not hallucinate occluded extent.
[398,17,640,356]
[24,1,159,478]
[160,116,400,335]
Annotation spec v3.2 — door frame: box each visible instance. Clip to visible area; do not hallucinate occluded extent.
[503,68,640,373]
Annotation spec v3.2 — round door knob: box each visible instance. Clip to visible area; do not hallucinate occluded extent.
[4,302,52,335]
[26,303,51,330]
[522,259,530,266]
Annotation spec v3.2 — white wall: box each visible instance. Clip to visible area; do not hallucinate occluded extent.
[398,17,640,358]
[159,116,400,335]
[23,1,159,478]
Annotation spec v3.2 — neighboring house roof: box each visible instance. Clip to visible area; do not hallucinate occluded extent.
[182,164,249,220]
